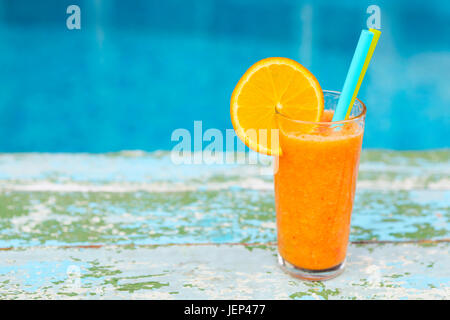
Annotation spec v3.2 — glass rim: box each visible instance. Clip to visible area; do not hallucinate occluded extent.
[275,90,367,125]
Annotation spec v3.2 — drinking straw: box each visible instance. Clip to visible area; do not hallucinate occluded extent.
[344,28,381,119]
[332,30,374,122]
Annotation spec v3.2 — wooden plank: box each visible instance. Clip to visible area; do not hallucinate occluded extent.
[0,243,448,299]
[0,150,448,191]
[0,188,448,248]
[0,151,448,248]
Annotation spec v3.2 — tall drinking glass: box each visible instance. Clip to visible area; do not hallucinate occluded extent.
[274,90,366,280]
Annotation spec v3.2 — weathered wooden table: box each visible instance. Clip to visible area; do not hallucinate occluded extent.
[0,151,448,299]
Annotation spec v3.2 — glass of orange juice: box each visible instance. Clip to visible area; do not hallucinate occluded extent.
[274,90,366,281]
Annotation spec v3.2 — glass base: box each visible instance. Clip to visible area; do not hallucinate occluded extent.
[277,253,345,281]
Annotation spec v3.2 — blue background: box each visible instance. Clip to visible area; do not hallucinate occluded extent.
[0,0,448,152]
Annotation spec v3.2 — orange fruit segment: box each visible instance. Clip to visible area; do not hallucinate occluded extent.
[230,57,324,155]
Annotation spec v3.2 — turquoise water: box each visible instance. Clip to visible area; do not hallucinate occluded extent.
[0,0,448,152]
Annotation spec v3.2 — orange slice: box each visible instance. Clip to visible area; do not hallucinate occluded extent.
[230,57,324,155]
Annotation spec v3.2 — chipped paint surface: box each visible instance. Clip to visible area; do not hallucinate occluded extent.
[0,150,448,190]
[0,151,448,299]
[0,189,448,247]
[0,244,449,299]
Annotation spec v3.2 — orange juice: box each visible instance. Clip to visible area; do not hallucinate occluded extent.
[274,91,365,280]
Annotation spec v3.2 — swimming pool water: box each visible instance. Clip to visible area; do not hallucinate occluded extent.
[0,0,448,152]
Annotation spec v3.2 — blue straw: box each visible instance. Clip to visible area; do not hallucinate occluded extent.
[332,30,374,121]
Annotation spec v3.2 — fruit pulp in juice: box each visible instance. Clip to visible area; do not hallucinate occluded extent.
[274,110,364,270]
